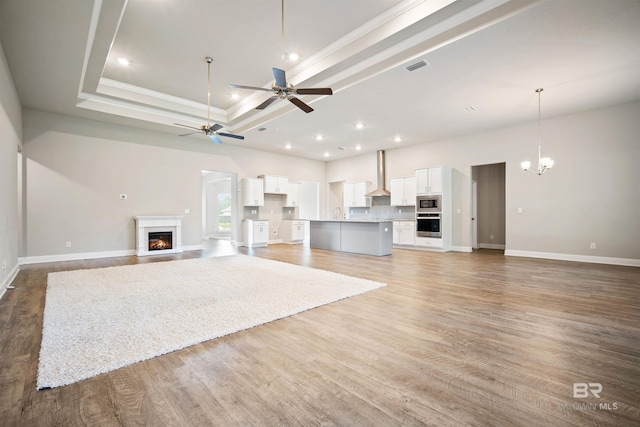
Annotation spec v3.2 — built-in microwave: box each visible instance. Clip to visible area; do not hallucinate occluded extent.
[416,195,441,213]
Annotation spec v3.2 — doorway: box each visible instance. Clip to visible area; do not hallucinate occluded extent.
[201,170,237,243]
[471,163,506,251]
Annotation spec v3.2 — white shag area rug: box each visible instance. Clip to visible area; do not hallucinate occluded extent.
[37,255,386,390]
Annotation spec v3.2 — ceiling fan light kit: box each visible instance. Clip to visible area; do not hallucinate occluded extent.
[521,88,554,175]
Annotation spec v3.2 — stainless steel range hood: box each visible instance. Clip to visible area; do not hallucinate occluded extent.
[365,150,391,197]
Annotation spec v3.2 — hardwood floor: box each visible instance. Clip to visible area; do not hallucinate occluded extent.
[1,242,639,426]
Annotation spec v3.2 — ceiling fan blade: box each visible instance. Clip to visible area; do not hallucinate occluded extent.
[174,123,201,131]
[229,84,272,92]
[209,123,223,132]
[256,96,279,110]
[179,131,201,137]
[295,88,333,96]
[289,96,314,113]
[210,134,223,144]
[218,132,245,140]
[273,68,287,88]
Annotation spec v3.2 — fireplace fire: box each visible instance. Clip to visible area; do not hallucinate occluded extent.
[148,231,173,251]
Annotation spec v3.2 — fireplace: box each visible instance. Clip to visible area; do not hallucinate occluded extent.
[148,231,173,251]
[134,216,183,256]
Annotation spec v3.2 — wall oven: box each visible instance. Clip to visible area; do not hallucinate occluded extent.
[416,213,441,238]
[416,195,441,213]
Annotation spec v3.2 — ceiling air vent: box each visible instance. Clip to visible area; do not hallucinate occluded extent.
[405,59,429,72]
[257,127,267,132]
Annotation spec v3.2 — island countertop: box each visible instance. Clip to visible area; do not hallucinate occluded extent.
[309,220,393,256]
[309,219,393,223]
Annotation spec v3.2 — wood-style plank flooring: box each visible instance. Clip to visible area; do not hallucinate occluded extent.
[1,241,639,426]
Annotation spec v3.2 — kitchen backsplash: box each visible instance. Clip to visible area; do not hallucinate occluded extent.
[349,205,415,220]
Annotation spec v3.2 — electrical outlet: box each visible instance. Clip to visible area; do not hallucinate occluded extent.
[184,208,190,214]
[517,207,523,214]
[490,234,494,240]
[66,241,71,248]
[272,229,277,235]
[119,194,127,200]
[590,243,596,249]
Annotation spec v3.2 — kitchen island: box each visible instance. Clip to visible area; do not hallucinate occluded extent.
[309,220,393,256]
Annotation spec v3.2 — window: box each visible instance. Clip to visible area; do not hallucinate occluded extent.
[217,193,231,231]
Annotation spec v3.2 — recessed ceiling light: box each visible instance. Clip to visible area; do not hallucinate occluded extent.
[355,122,364,130]
[324,151,330,157]
[285,143,292,150]
[288,53,299,61]
[257,127,267,132]
[355,144,362,150]
[231,93,240,100]
[394,136,402,143]
[316,135,323,141]
[117,57,130,66]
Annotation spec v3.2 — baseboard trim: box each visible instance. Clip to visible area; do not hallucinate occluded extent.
[505,250,640,267]
[19,250,136,265]
[478,243,506,250]
[452,246,473,253]
[0,264,20,300]
[19,245,203,265]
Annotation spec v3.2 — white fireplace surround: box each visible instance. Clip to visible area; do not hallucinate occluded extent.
[135,216,183,256]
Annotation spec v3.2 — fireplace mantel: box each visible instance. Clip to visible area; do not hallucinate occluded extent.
[134,216,183,256]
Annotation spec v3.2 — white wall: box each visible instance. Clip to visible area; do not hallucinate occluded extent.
[21,109,326,260]
[14,99,640,265]
[0,41,21,295]
[327,101,640,264]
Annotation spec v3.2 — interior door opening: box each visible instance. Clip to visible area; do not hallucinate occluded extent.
[202,170,237,243]
[471,163,506,252]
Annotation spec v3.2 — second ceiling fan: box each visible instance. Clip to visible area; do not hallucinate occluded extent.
[229,0,333,113]
[174,57,244,144]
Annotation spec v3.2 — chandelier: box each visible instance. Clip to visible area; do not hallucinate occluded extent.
[521,88,554,175]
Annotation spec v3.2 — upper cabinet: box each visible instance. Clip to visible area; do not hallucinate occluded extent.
[242,178,264,206]
[344,181,370,207]
[416,167,443,195]
[259,175,289,194]
[285,182,300,207]
[390,177,416,206]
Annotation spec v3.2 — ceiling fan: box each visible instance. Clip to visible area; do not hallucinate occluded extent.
[230,68,333,113]
[228,0,333,113]
[174,57,244,144]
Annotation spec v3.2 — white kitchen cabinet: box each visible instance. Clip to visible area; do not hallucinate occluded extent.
[285,182,300,207]
[280,220,306,244]
[344,181,370,207]
[243,219,269,247]
[415,236,444,249]
[259,175,289,194]
[390,177,416,206]
[393,221,416,246]
[242,178,264,206]
[416,167,442,195]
